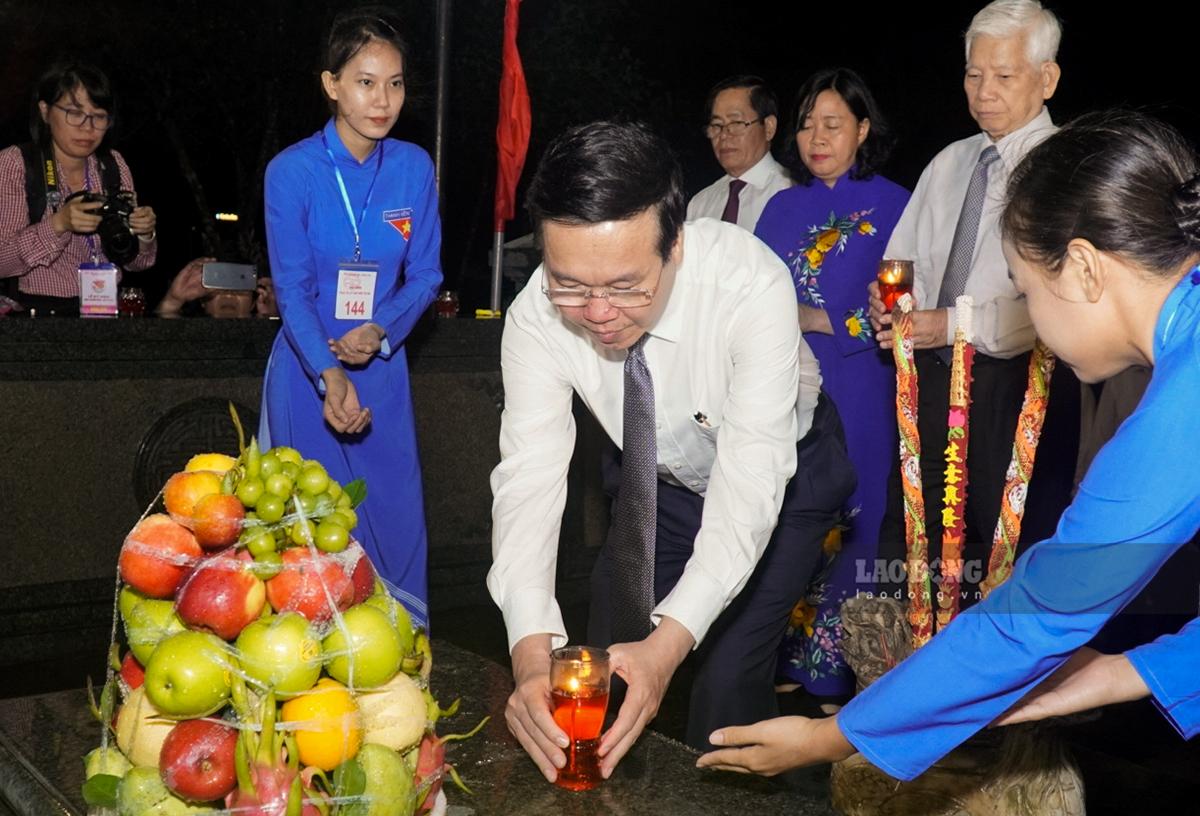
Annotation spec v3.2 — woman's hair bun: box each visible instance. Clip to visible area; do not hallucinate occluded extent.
[1172,172,1200,247]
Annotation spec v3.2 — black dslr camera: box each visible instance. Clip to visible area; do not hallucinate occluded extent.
[64,189,139,266]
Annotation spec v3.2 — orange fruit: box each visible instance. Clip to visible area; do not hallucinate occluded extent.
[280,678,362,771]
[164,471,223,521]
[185,453,238,474]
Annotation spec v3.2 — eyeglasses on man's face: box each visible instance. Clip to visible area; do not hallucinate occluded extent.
[55,104,111,131]
[704,117,762,140]
[541,284,657,309]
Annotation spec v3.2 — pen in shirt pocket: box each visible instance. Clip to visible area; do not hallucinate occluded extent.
[692,411,712,428]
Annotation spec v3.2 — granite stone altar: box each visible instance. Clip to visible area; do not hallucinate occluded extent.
[0,642,834,816]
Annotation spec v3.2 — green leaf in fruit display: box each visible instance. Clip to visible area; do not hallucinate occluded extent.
[86,675,118,736]
[343,479,367,510]
[229,401,247,455]
[332,758,368,816]
[107,643,122,673]
[81,773,121,808]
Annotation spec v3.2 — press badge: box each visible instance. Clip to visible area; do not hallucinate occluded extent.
[78,262,119,317]
[335,260,378,320]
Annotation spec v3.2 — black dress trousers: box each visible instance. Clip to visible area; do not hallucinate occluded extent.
[588,394,857,751]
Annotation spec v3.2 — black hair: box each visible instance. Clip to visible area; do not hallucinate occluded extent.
[526,120,686,262]
[703,75,778,126]
[324,6,410,77]
[30,61,115,147]
[782,67,894,185]
[1002,110,1200,278]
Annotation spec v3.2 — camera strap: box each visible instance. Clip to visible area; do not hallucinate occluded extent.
[18,143,122,223]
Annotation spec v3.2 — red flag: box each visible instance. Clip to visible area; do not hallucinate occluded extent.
[494,0,531,231]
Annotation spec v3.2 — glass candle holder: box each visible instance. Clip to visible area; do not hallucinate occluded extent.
[877,259,914,312]
[549,646,610,791]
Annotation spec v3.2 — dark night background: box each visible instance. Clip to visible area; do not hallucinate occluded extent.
[2,0,1196,310]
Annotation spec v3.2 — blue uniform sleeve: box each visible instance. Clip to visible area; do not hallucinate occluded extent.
[837,325,1200,780]
[374,152,442,356]
[265,153,340,384]
[1127,616,1200,739]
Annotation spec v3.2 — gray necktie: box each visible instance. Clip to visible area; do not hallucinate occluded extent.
[609,334,657,643]
[937,146,1001,308]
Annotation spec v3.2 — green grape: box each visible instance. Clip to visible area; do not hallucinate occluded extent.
[245,529,276,558]
[290,518,317,546]
[236,477,265,509]
[273,446,303,466]
[256,494,286,524]
[298,465,330,496]
[324,481,343,502]
[314,521,349,553]
[297,493,318,515]
[326,507,358,530]
[336,492,353,509]
[281,461,301,481]
[250,550,283,580]
[264,473,294,499]
[259,452,282,479]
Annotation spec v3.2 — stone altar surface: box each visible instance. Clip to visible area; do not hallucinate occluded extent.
[0,641,834,816]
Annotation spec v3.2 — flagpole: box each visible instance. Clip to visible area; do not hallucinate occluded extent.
[490,228,504,313]
[433,0,451,198]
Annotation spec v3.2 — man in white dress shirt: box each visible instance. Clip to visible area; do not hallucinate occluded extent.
[686,75,792,231]
[868,0,1074,595]
[491,120,854,782]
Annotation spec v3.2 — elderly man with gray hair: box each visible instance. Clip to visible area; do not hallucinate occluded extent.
[864,0,1072,602]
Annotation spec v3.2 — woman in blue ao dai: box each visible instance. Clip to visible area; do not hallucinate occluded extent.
[261,11,442,624]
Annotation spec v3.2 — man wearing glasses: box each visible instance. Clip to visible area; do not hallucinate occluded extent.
[686,75,792,231]
[490,120,854,782]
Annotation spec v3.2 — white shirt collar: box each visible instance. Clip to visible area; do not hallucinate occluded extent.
[989,107,1055,170]
[728,151,783,189]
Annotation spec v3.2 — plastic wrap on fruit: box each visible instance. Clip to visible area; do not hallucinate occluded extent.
[229,689,323,816]
[86,431,484,815]
[160,719,239,802]
[117,766,217,816]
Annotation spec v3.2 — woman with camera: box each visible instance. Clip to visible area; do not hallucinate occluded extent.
[0,61,157,314]
[260,8,442,624]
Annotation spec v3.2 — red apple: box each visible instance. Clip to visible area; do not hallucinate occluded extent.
[164,471,223,523]
[160,718,238,802]
[119,514,202,598]
[266,549,353,624]
[192,494,246,550]
[349,545,376,605]
[176,549,266,641]
[120,652,145,691]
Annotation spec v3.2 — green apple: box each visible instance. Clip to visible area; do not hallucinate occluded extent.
[124,598,186,665]
[323,605,403,688]
[118,766,215,816]
[119,585,149,622]
[356,743,415,816]
[235,613,322,697]
[85,746,132,779]
[144,631,232,718]
[362,594,416,656]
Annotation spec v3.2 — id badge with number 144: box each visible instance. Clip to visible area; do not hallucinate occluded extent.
[335,260,378,320]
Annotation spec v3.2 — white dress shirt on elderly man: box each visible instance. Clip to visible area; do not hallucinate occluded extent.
[884,107,1057,357]
[686,151,792,232]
